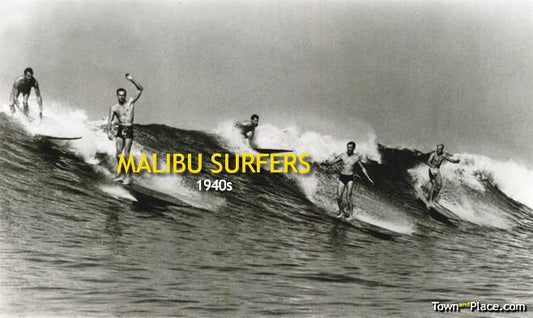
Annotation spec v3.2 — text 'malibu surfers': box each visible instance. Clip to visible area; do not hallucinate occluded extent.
[117,152,311,174]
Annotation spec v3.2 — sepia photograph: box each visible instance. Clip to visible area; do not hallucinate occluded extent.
[1,0,532,316]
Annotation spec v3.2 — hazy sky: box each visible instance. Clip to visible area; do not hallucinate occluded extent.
[1,0,532,164]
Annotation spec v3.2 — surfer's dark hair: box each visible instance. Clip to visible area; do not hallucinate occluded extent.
[251,114,259,120]
[24,67,33,75]
[347,141,356,147]
[437,144,444,148]
[117,88,126,95]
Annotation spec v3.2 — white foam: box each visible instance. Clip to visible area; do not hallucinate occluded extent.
[308,171,415,235]
[215,120,382,206]
[409,153,533,211]
[353,209,416,235]
[3,100,223,209]
[439,196,512,229]
[458,154,533,211]
[139,172,226,211]
[214,120,381,163]
[4,98,117,163]
[292,172,319,204]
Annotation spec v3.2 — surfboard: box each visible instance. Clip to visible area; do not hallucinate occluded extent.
[116,180,192,207]
[325,208,401,239]
[414,187,460,224]
[253,148,293,154]
[35,134,82,140]
[428,203,461,223]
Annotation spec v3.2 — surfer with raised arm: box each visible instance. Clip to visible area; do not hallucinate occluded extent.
[9,67,43,119]
[426,144,460,206]
[321,141,374,219]
[235,114,259,147]
[107,73,144,185]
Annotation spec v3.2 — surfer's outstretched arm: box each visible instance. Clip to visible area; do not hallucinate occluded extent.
[445,153,460,164]
[358,161,374,185]
[125,73,144,103]
[322,155,341,166]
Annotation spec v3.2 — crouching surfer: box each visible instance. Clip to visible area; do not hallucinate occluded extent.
[235,114,259,148]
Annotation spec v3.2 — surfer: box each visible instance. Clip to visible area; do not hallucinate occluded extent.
[321,141,374,219]
[107,73,144,185]
[426,144,460,205]
[8,67,43,119]
[235,114,259,147]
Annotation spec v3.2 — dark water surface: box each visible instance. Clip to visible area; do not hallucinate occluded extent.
[1,115,532,317]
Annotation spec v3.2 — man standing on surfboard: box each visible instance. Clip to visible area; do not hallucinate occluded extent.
[9,67,43,119]
[107,73,144,185]
[426,144,460,205]
[321,141,374,219]
[235,114,259,147]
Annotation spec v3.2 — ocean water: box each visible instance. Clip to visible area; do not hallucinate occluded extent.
[1,109,532,317]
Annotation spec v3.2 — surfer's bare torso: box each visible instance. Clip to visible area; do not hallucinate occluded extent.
[111,99,135,126]
[13,76,38,96]
[338,152,362,175]
[427,151,453,175]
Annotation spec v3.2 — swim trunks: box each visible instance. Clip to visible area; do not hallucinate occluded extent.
[339,174,354,185]
[428,167,440,180]
[116,125,133,140]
